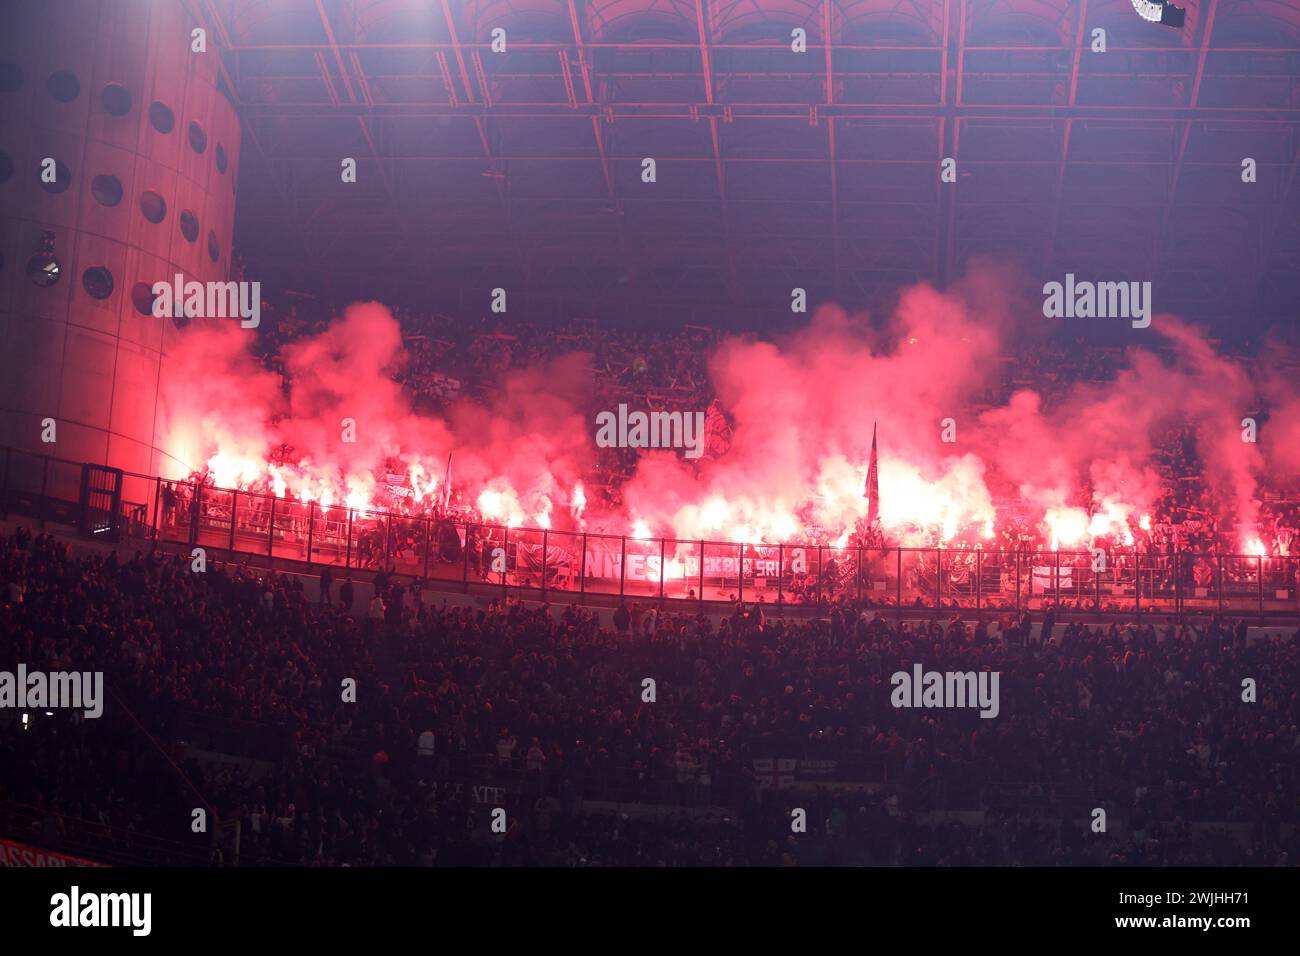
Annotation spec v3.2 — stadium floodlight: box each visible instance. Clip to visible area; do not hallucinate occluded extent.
[1131,0,1186,27]
[25,230,61,288]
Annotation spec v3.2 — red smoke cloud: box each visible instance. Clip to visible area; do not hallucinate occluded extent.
[158,275,1285,553]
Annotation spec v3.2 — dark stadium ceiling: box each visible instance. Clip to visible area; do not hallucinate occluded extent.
[200,0,1300,328]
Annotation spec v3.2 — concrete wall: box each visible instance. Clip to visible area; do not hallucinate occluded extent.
[0,0,241,496]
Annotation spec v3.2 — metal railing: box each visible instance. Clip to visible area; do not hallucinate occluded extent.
[0,800,211,867]
[3,444,1296,618]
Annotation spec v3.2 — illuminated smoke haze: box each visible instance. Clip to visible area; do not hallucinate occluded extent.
[157,271,1281,552]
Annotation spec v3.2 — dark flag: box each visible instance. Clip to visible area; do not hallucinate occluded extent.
[440,451,453,512]
[864,423,879,528]
[703,399,733,461]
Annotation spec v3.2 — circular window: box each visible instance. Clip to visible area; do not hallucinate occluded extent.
[82,266,114,300]
[149,101,175,134]
[131,281,160,316]
[101,83,132,117]
[91,173,123,206]
[139,190,166,224]
[38,159,72,194]
[187,121,207,154]
[0,62,22,93]
[215,143,227,174]
[179,210,199,242]
[207,230,220,263]
[0,151,13,185]
[47,70,80,102]
[26,252,62,287]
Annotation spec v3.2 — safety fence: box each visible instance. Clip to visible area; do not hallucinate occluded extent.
[2,445,1296,617]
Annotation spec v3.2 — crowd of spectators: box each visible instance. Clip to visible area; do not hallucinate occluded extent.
[250,295,714,501]
[240,294,1300,556]
[2,525,1296,866]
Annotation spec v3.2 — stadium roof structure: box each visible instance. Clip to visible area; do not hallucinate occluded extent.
[203,0,1300,329]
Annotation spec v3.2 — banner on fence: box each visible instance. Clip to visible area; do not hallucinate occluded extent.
[0,838,105,868]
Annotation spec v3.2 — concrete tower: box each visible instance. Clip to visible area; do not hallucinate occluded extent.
[0,0,241,508]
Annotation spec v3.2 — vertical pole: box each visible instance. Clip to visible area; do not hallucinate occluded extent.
[857,545,863,602]
[385,513,394,573]
[542,529,549,599]
[1015,549,1021,615]
[619,535,626,596]
[738,544,745,604]
[1173,551,1181,620]
[189,480,202,545]
[1135,550,1141,617]
[1217,554,1224,614]
[896,547,902,620]
[1258,555,1264,619]
[463,524,471,591]
[424,517,432,581]
[579,531,587,598]
[816,546,824,606]
[976,550,982,617]
[936,548,943,610]
[462,522,473,590]
[267,495,275,558]
[228,490,238,554]
[1140,555,1147,616]
[1095,550,1102,625]
[659,536,666,600]
[345,509,353,569]
[306,502,316,565]
[502,526,509,598]
[777,543,784,607]
[699,540,706,608]
[152,477,162,543]
[1053,550,1061,608]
